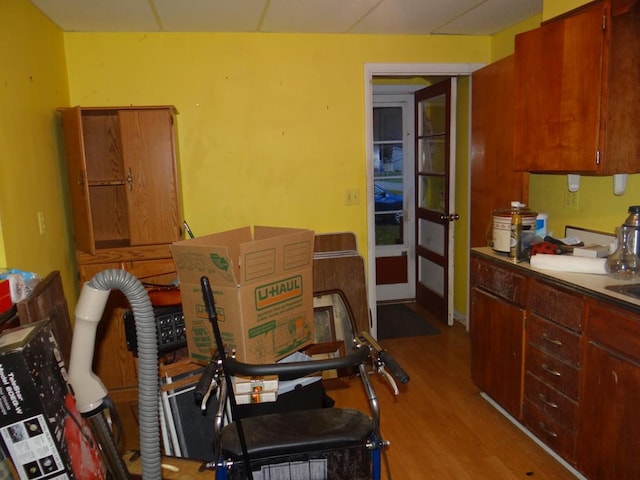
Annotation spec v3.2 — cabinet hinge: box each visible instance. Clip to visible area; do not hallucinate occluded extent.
[596,150,601,165]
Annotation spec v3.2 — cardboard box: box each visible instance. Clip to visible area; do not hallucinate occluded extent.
[171,226,315,364]
[0,321,106,480]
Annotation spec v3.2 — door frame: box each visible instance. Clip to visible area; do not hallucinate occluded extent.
[364,63,483,338]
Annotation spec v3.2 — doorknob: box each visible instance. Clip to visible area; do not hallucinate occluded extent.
[440,213,460,222]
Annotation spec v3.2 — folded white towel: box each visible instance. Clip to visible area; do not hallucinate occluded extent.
[530,254,608,274]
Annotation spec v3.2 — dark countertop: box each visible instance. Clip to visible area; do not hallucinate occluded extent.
[472,247,640,315]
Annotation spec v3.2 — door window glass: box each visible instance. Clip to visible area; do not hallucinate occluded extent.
[373,107,404,246]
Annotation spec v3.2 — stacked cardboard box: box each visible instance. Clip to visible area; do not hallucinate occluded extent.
[172,226,315,364]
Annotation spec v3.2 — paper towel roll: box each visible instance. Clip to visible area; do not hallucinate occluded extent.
[530,254,608,274]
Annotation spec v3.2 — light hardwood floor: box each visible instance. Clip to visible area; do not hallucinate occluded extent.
[330,313,579,480]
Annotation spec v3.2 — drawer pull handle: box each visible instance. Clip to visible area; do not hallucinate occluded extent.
[541,363,562,377]
[538,421,558,438]
[538,393,558,409]
[542,333,562,346]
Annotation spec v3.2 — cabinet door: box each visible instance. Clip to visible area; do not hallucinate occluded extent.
[470,287,525,419]
[578,341,640,479]
[470,55,528,248]
[60,106,96,254]
[514,2,605,172]
[119,109,181,246]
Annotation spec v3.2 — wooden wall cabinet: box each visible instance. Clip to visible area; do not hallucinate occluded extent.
[513,0,640,174]
[59,106,182,254]
[59,105,183,451]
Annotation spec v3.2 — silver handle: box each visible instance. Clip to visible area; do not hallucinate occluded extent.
[439,213,460,222]
[538,393,559,409]
[538,421,558,438]
[542,333,563,347]
[541,363,562,377]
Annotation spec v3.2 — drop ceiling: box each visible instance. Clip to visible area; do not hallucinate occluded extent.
[30,0,541,35]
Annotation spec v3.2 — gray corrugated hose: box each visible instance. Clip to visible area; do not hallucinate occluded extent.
[88,269,160,479]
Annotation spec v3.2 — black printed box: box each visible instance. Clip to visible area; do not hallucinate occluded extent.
[0,321,106,480]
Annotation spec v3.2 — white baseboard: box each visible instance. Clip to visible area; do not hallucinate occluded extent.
[479,392,586,480]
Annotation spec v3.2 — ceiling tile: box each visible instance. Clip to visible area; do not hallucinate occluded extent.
[262,0,379,33]
[155,0,266,32]
[435,0,542,35]
[31,0,159,31]
[349,0,485,34]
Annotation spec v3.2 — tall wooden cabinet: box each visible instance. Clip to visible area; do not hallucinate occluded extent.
[59,105,183,450]
[470,55,528,248]
[513,0,640,174]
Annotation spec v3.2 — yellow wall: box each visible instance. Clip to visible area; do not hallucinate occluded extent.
[491,14,542,62]
[0,1,75,301]
[62,33,491,257]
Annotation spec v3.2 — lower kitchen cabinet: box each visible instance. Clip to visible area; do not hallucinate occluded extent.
[471,249,640,478]
[578,301,640,479]
[469,256,526,419]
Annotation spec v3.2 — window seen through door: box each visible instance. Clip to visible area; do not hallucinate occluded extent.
[373,107,404,246]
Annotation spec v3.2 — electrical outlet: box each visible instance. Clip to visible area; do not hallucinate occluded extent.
[564,190,579,209]
[344,188,361,206]
[37,212,46,235]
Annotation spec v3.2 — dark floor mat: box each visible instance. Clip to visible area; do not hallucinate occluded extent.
[377,304,441,339]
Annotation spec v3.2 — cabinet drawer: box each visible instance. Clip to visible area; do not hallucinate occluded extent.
[527,313,581,367]
[523,399,576,464]
[470,257,527,306]
[524,372,578,432]
[526,345,579,400]
[587,301,640,361]
[528,280,584,331]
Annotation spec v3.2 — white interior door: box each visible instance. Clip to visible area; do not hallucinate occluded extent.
[373,89,417,302]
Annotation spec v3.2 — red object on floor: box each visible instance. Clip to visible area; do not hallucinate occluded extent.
[0,279,12,313]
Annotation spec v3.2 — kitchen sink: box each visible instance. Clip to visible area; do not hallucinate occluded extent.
[604,284,640,300]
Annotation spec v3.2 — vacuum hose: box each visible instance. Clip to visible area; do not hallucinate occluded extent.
[69,269,160,479]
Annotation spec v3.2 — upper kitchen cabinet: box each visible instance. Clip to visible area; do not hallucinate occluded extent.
[59,106,182,254]
[513,0,640,174]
